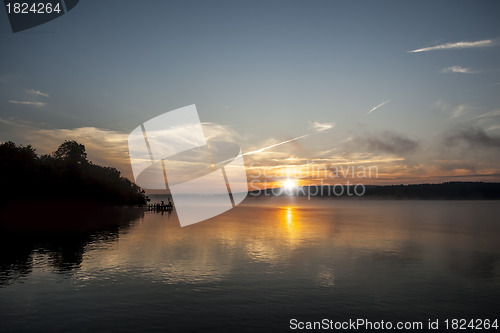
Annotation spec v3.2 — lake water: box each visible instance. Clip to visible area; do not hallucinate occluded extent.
[1,198,500,332]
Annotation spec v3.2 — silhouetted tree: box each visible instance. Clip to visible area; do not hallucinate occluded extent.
[0,140,146,208]
[0,141,39,198]
[0,141,37,168]
[53,140,87,164]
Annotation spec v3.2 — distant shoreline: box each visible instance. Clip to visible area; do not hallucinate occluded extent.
[249,182,500,200]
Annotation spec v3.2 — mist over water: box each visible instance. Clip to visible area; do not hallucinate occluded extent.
[1,198,499,332]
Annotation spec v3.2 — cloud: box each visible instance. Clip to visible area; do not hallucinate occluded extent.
[352,131,419,155]
[308,121,335,132]
[444,126,500,149]
[438,162,478,173]
[474,109,500,119]
[435,100,475,119]
[0,119,256,181]
[485,124,500,132]
[5,89,50,109]
[367,100,390,114]
[441,66,474,74]
[8,100,45,107]
[243,122,334,159]
[27,89,50,98]
[28,126,129,160]
[450,105,471,119]
[408,39,494,53]
[0,117,132,176]
[200,122,242,143]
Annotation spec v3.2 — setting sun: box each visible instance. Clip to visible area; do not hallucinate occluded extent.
[283,179,298,192]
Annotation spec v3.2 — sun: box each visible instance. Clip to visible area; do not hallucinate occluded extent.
[283,179,298,192]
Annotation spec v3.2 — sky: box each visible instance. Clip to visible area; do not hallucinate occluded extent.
[1,0,500,189]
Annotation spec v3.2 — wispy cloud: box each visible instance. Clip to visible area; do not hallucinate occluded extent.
[450,105,472,119]
[485,124,500,132]
[438,161,478,174]
[408,39,494,53]
[308,121,335,132]
[6,89,50,109]
[243,121,334,157]
[435,100,475,119]
[367,100,390,114]
[27,89,50,98]
[352,131,419,155]
[28,127,132,174]
[8,100,46,107]
[441,66,474,74]
[444,126,500,149]
[474,109,500,119]
[200,122,241,143]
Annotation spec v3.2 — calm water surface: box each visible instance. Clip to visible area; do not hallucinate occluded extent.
[1,198,499,332]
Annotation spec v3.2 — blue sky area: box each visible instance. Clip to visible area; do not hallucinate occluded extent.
[1,1,500,185]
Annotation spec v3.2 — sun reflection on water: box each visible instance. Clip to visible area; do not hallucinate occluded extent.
[282,206,295,232]
[280,206,306,238]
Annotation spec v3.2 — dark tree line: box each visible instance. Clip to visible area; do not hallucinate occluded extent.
[0,140,146,207]
[250,182,500,199]
[362,182,500,199]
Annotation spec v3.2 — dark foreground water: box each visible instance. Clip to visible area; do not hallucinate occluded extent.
[1,198,499,332]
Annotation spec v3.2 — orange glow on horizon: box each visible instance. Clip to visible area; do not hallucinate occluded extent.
[245,161,500,190]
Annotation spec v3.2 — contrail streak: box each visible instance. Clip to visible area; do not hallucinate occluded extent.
[242,133,311,157]
[408,39,493,53]
[217,125,333,165]
[367,99,390,114]
[241,125,335,157]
